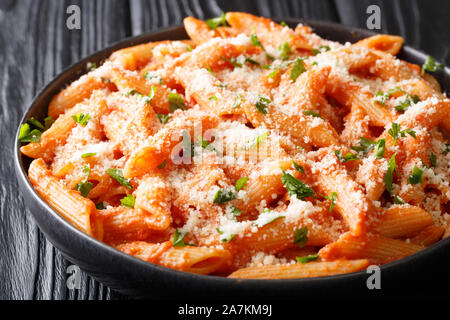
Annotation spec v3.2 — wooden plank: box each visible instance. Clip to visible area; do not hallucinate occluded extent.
[1,0,449,300]
[0,0,130,300]
[334,0,450,65]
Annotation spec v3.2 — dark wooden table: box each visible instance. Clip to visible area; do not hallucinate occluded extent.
[1,0,449,300]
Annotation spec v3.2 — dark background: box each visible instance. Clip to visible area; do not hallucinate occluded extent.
[1,0,449,300]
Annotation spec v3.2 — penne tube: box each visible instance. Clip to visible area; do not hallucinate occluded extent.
[355,34,404,55]
[228,259,370,279]
[410,225,445,246]
[48,74,114,118]
[28,159,101,239]
[319,232,424,264]
[158,245,231,274]
[135,174,172,230]
[372,205,433,238]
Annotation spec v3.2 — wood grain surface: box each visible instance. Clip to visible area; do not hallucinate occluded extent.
[1,0,449,300]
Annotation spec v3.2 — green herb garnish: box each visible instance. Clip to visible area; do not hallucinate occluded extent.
[408,165,424,185]
[290,58,306,82]
[213,189,236,205]
[107,168,132,190]
[168,92,187,112]
[296,253,319,263]
[335,150,359,163]
[294,227,308,248]
[280,169,315,199]
[71,113,91,126]
[205,13,229,30]
[421,56,444,75]
[385,154,397,194]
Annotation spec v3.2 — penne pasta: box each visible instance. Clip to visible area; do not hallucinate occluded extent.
[19,12,449,278]
[228,259,370,279]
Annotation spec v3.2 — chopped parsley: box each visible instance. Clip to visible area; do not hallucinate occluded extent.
[374,87,403,106]
[320,192,337,213]
[250,33,274,60]
[173,229,195,247]
[335,150,358,163]
[388,123,416,145]
[421,56,444,75]
[81,152,97,158]
[351,137,377,154]
[230,205,242,219]
[156,113,171,124]
[81,165,90,182]
[430,153,437,167]
[385,154,397,194]
[86,62,97,71]
[220,57,242,68]
[235,177,248,191]
[107,168,132,190]
[143,71,164,84]
[294,227,308,248]
[18,123,42,143]
[292,160,304,173]
[205,13,229,30]
[254,95,271,114]
[232,94,242,109]
[240,132,268,150]
[296,253,319,263]
[213,189,236,205]
[168,92,187,112]
[27,117,45,130]
[76,182,93,198]
[244,57,260,65]
[311,45,331,56]
[71,113,90,126]
[290,58,306,82]
[442,143,450,155]
[44,116,55,130]
[393,195,405,205]
[157,160,167,170]
[280,169,315,199]
[303,110,321,118]
[373,139,386,159]
[120,194,135,208]
[394,94,420,112]
[279,41,292,60]
[408,165,424,185]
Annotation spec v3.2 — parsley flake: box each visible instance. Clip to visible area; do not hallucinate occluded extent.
[408,165,424,185]
[422,56,444,75]
[296,253,319,263]
[235,177,248,191]
[294,227,308,248]
[205,13,229,30]
[71,113,90,126]
[254,95,271,114]
[213,189,236,205]
[385,154,397,194]
[120,194,135,208]
[280,169,315,199]
[290,58,306,82]
[168,92,187,112]
[107,168,132,190]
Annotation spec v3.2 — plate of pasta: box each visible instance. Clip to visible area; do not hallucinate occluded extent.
[15,12,450,298]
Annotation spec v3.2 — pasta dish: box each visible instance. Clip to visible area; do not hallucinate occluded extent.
[19,12,450,279]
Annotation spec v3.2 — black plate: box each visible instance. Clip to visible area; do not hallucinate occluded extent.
[14,19,450,300]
